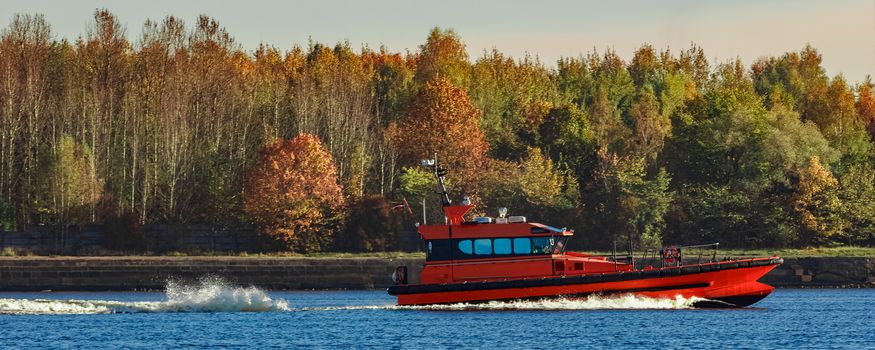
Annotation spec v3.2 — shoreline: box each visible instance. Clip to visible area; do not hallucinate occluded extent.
[0,256,872,291]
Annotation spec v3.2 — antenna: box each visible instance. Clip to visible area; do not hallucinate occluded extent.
[420,153,451,206]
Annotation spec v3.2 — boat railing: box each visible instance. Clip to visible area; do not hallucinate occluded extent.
[608,240,635,271]
[640,243,720,268]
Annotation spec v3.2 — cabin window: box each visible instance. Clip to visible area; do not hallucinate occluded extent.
[531,237,554,255]
[513,238,531,255]
[426,240,452,261]
[474,239,492,255]
[429,236,564,261]
[493,238,511,254]
[457,240,473,255]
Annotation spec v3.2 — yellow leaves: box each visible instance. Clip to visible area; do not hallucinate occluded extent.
[232,51,254,78]
[857,81,875,139]
[518,148,564,208]
[38,135,103,225]
[414,27,470,87]
[797,156,839,195]
[479,148,578,212]
[794,156,846,242]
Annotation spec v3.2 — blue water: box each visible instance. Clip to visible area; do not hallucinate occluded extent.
[1,285,873,349]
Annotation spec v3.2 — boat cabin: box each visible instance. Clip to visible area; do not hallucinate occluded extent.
[418,204,631,284]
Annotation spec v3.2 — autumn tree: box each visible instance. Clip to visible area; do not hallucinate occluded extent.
[516,148,579,212]
[751,45,830,119]
[414,27,470,87]
[366,46,417,126]
[388,77,487,188]
[291,42,377,200]
[0,14,53,227]
[628,90,670,165]
[824,76,872,161]
[243,134,344,252]
[78,9,130,222]
[677,44,710,95]
[855,77,875,140]
[794,156,845,245]
[35,135,103,234]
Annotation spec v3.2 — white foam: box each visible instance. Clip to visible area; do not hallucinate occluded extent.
[301,294,702,312]
[0,298,147,315]
[0,279,702,315]
[0,277,289,315]
[405,294,703,310]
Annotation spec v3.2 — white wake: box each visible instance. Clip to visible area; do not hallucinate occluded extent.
[0,277,289,315]
[302,294,702,311]
[401,294,702,310]
[0,280,702,315]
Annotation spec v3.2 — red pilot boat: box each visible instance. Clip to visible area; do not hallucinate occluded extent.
[388,158,782,307]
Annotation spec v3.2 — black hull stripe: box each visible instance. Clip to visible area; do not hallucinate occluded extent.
[387,258,782,296]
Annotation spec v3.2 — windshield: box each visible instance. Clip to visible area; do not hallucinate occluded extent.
[553,237,568,254]
[530,236,569,255]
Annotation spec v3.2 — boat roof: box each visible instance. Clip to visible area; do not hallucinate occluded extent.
[419,222,573,240]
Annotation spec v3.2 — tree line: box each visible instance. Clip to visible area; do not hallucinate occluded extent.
[0,10,873,253]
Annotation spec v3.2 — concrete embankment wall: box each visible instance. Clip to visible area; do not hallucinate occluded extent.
[762,257,875,287]
[0,257,424,291]
[0,257,872,291]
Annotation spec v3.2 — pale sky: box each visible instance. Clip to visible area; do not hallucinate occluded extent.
[2,0,873,83]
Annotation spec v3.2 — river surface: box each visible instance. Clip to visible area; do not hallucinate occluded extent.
[0,280,873,349]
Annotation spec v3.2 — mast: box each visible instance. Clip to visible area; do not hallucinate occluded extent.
[420,154,472,226]
[421,153,451,207]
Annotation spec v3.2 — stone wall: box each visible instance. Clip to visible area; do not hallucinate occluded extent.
[0,257,423,291]
[0,256,871,292]
[760,257,875,287]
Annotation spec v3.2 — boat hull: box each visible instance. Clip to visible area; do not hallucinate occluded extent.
[389,257,782,307]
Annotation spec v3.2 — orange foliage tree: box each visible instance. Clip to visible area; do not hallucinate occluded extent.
[414,27,470,87]
[243,134,345,252]
[857,78,875,140]
[388,77,487,189]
